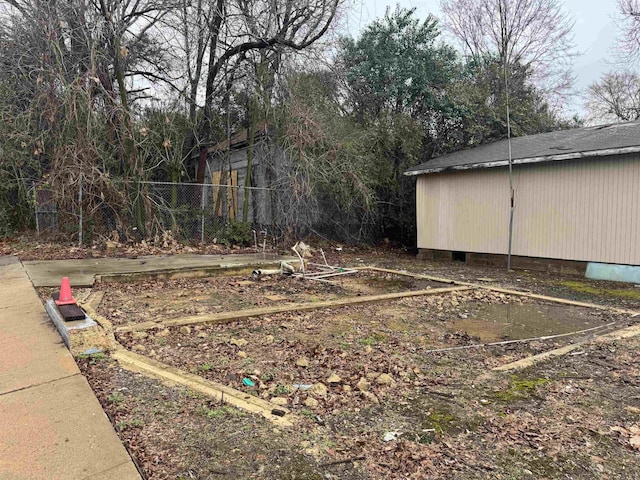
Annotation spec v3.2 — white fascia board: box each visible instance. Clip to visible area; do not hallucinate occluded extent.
[404,146,640,176]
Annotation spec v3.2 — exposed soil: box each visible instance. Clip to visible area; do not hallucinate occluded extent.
[79,311,640,479]
[14,238,640,480]
[95,271,444,328]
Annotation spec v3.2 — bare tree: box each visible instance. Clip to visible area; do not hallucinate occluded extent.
[203,0,340,121]
[95,0,180,111]
[191,0,342,182]
[164,0,213,121]
[440,0,578,103]
[585,71,640,123]
[0,0,187,236]
[1,0,179,106]
[616,0,640,61]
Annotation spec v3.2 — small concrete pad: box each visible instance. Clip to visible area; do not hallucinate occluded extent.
[0,375,140,480]
[44,300,98,350]
[24,253,296,287]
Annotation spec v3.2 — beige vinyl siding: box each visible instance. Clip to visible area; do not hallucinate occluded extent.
[416,154,640,265]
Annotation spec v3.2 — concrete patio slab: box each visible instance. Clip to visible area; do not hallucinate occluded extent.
[24,253,293,287]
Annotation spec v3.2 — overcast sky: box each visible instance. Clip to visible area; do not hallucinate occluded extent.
[344,0,620,119]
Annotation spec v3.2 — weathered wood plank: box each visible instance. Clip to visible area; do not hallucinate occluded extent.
[115,285,471,333]
[360,266,640,316]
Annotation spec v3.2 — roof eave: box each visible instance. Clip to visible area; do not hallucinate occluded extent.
[404,145,640,176]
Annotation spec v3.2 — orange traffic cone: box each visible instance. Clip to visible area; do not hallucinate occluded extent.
[55,277,77,306]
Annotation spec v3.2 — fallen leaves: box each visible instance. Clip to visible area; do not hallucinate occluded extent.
[71,256,640,480]
[611,424,640,451]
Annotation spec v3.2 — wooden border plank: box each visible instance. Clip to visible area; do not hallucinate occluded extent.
[493,323,640,371]
[115,286,471,333]
[360,266,640,316]
[112,349,294,426]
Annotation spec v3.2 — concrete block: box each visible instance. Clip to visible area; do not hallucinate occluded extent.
[586,263,640,284]
[44,300,111,355]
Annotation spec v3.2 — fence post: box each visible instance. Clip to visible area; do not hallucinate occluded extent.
[78,177,83,246]
[200,183,206,244]
[33,182,39,237]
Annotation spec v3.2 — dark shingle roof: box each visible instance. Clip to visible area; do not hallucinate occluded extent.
[405,121,640,175]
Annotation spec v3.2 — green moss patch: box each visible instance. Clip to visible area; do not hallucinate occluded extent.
[493,375,551,402]
[560,280,640,301]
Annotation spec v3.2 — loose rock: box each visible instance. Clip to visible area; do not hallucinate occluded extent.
[310,383,328,397]
[356,378,371,392]
[376,373,396,386]
[304,447,320,457]
[230,337,247,347]
[361,391,379,404]
[296,357,310,368]
[304,397,319,408]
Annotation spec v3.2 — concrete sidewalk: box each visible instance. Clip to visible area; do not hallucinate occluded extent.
[24,253,290,287]
[0,256,141,480]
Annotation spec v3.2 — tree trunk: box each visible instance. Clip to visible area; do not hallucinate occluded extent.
[243,97,257,222]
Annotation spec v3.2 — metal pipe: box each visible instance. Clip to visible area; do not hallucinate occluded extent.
[292,245,305,275]
[320,249,329,267]
[421,322,616,355]
[302,269,357,280]
[504,61,514,271]
[252,268,281,277]
[306,263,335,275]
[33,182,39,238]
[261,230,267,254]
[299,277,336,284]
[280,261,296,274]
[200,184,206,243]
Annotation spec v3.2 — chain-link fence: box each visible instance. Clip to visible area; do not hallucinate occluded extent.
[32,180,329,246]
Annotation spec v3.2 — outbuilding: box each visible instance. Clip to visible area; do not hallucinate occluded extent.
[405,121,640,279]
[192,122,287,225]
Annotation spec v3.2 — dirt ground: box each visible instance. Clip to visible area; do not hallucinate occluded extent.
[0,233,255,260]
[9,237,640,479]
